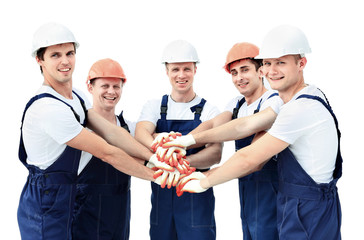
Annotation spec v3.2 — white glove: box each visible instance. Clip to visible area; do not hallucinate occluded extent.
[176,171,207,196]
[148,154,174,172]
[155,146,186,167]
[151,131,182,152]
[162,134,196,149]
[154,169,181,189]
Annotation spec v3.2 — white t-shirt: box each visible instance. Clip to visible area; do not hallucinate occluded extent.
[268,85,338,183]
[22,85,91,170]
[224,89,283,118]
[138,95,220,125]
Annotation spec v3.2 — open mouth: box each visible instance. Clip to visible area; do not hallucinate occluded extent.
[59,68,71,72]
[104,96,116,100]
[177,80,187,84]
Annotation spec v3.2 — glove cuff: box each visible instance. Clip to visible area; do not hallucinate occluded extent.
[185,134,196,146]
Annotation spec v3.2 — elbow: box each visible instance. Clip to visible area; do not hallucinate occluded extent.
[236,151,260,175]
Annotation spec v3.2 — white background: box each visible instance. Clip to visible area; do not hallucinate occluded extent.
[1,0,363,239]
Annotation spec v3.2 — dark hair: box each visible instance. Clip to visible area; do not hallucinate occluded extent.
[36,43,77,74]
[228,58,262,72]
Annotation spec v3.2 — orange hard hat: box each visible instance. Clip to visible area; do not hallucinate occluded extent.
[223,42,259,73]
[87,58,126,84]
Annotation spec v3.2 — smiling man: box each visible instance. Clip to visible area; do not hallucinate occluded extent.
[17,22,170,240]
[178,25,343,240]
[167,42,283,240]
[72,58,133,239]
[135,40,222,240]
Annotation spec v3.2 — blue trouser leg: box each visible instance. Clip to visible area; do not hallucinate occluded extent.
[150,183,216,240]
[239,179,279,240]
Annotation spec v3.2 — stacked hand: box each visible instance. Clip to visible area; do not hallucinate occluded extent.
[149,131,203,196]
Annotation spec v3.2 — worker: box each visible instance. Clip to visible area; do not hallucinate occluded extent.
[17,22,173,240]
[171,25,343,240]
[72,58,133,239]
[183,42,283,240]
[135,40,222,240]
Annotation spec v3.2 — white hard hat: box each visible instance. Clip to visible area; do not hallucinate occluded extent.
[256,25,311,59]
[161,40,199,64]
[31,22,79,57]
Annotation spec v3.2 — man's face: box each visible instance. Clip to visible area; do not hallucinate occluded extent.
[37,43,76,85]
[166,62,196,95]
[88,78,123,111]
[262,55,305,93]
[229,59,262,97]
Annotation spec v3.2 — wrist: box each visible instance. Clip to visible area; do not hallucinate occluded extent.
[200,177,210,189]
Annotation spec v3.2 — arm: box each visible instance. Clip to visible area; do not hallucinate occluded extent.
[186,142,223,169]
[201,133,289,189]
[193,107,278,146]
[135,120,156,148]
[87,109,153,160]
[67,128,154,181]
[189,111,233,135]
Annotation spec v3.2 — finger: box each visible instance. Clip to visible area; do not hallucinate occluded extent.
[153,169,163,179]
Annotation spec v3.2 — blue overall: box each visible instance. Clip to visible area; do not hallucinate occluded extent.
[150,95,216,240]
[276,94,342,240]
[72,112,131,240]
[17,92,87,240]
[232,93,279,240]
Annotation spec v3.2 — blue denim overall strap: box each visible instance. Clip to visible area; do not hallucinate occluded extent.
[232,93,279,240]
[150,94,216,240]
[233,93,279,181]
[72,110,131,239]
[276,93,342,240]
[17,92,86,240]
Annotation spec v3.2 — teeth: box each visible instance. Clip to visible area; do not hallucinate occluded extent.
[59,68,70,72]
[177,81,186,84]
[105,97,115,100]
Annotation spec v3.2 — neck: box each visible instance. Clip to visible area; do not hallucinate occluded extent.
[43,78,73,99]
[245,85,267,105]
[280,76,306,103]
[93,105,117,124]
[170,91,196,103]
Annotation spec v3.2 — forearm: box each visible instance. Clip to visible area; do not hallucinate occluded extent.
[105,147,154,181]
[187,143,222,169]
[200,148,256,188]
[88,110,153,160]
[67,129,154,181]
[135,121,155,148]
[194,108,277,145]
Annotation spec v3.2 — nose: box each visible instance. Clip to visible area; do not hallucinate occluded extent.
[60,55,70,65]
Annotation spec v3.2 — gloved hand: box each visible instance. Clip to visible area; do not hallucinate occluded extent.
[161,134,196,149]
[176,171,207,196]
[155,146,186,167]
[151,131,182,152]
[175,158,196,175]
[148,154,174,172]
[154,169,182,189]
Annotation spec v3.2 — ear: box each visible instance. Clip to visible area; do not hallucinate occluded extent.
[87,82,93,94]
[35,56,42,66]
[258,66,264,78]
[299,57,307,70]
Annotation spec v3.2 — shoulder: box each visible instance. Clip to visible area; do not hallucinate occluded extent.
[261,90,283,113]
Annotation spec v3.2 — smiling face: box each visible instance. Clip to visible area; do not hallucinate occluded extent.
[229,59,263,98]
[262,55,306,102]
[88,77,123,112]
[166,62,196,99]
[36,43,76,85]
